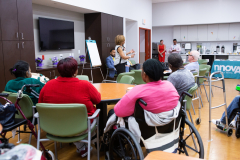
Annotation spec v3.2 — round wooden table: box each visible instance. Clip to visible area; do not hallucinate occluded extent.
[93,83,135,134]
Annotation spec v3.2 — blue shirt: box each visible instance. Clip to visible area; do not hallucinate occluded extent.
[184,62,199,72]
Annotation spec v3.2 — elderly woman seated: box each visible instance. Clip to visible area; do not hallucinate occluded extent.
[39,58,101,157]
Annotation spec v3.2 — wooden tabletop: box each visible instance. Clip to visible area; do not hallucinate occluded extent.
[93,83,135,101]
[144,151,203,160]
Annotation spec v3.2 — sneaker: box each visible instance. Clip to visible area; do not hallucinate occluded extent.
[212,119,226,128]
[80,144,93,158]
[229,121,236,129]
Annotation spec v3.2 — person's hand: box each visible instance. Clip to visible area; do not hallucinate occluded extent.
[132,49,135,53]
[131,54,135,58]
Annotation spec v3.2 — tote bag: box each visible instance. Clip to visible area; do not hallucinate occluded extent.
[141,118,181,153]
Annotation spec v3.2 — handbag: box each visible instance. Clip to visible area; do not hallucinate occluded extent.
[0,103,16,127]
[140,118,181,153]
[114,46,127,74]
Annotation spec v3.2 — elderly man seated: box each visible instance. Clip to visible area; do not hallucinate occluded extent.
[185,50,200,72]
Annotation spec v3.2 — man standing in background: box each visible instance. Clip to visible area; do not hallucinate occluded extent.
[169,39,181,54]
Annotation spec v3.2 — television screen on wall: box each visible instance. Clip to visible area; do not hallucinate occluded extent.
[38,17,74,50]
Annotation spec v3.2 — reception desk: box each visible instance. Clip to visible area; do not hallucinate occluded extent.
[211,60,240,79]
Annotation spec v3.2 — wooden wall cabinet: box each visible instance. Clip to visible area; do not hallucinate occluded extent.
[0,0,35,91]
[84,13,123,83]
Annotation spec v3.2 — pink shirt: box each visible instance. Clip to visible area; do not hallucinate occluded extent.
[114,80,180,117]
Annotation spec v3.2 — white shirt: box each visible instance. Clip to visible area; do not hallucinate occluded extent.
[114,45,128,65]
[169,44,181,54]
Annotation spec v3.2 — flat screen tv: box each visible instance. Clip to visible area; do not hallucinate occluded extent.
[38,17,74,50]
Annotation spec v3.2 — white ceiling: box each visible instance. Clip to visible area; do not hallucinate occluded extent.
[32,0,96,13]
[152,0,217,3]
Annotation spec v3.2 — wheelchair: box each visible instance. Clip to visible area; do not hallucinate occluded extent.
[103,92,204,160]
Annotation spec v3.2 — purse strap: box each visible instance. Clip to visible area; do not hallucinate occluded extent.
[117,46,122,65]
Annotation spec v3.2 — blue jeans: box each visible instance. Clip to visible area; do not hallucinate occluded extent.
[220,96,240,124]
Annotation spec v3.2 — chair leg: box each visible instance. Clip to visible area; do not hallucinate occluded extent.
[203,83,209,102]
[199,86,202,94]
[55,141,58,160]
[17,126,22,143]
[37,118,41,150]
[199,93,204,108]
[29,117,35,144]
[188,110,194,125]
[191,102,196,115]
[87,120,91,160]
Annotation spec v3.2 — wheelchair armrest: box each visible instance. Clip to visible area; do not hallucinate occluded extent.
[0,93,9,97]
[88,109,100,120]
[33,112,39,118]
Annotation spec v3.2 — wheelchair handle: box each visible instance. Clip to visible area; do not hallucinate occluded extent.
[25,84,40,88]
[0,93,9,97]
[181,91,193,98]
[139,99,147,106]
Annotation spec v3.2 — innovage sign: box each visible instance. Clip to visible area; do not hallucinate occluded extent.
[214,65,240,74]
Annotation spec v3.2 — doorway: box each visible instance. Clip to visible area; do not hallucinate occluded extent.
[139,27,151,64]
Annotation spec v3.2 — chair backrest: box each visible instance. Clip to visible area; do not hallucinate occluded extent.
[184,83,198,111]
[131,70,146,85]
[36,103,88,137]
[130,60,137,65]
[2,91,34,119]
[119,75,135,84]
[198,59,208,65]
[116,72,135,83]
[133,100,181,143]
[198,68,207,84]
[76,75,89,81]
[199,64,211,75]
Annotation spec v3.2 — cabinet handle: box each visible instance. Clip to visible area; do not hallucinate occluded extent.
[16,32,19,39]
[17,43,19,49]
[50,71,51,79]
[22,42,24,49]
[53,70,55,77]
[21,33,24,40]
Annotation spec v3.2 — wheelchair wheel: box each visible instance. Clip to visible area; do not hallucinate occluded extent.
[109,128,144,160]
[179,119,204,159]
[42,150,55,160]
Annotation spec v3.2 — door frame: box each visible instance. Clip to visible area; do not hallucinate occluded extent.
[139,27,151,63]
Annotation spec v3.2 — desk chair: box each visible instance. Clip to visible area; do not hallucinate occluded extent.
[118,75,135,84]
[195,68,207,107]
[2,91,37,144]
[35,103,100,160]
[199,64,213,98]
[116,72,135,83]
[76,75,90,81]
[198,59,208,65]
[102,64,117,83]
[130,70,146,85]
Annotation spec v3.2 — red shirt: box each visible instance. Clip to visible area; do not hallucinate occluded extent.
[39,77,101,116]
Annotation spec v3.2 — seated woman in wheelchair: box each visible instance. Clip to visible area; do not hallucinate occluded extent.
[113,59,179,118]
[5,61,45,105]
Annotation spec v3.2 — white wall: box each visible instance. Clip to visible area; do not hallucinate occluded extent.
[140,29,145,52]
[53,0,152,29]
[32,4,85,65]
[153,0,240,27]
[126,21,139,63]
[152,26,173,51]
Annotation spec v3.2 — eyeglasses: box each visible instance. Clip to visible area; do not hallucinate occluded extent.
[189,55,193,57]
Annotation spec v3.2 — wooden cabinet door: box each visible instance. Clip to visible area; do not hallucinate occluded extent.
[0,42,5,92]
[208,24,218,41]
[187,25,197,41]
[197,25,208,41]
[173,26,181,41]
[20,41,36,72]
[17,0,34,41]
[2,41,21,82]
[101,14,112,43]
[102,43,109,65]
[180,26,188,41]
[0,0,19,41]
[37,70,51,79]
[112,16,123,43]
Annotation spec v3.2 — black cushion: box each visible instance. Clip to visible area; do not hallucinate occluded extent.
[2,118,27,132]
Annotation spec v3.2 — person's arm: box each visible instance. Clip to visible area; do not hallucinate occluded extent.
[158,45,162,57]
[118,47,134,60]
[176,45,181,53]
[114,87,139,117]
[126,49,134,55]
[163,45,166,53]
[106,57,114,70]
[88,82,101,104]
[169,45,173,53]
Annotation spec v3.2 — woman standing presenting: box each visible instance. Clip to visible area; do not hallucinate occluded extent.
[158,40,166,62]
[114,35,135,74]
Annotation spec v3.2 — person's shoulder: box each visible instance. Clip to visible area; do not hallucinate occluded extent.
[26,78,42,83]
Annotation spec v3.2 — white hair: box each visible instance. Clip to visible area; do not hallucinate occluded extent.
[190,50,200,60]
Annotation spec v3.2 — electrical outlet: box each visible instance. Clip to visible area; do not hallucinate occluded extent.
[72,53,74,57]
[78,50,80,54]
[60,54,63,59]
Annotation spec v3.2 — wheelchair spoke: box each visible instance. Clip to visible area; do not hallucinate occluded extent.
[183,146,189,156]
[113,148,124,158]
[185,144,199,153]
[184,131,193,141]
[118,134,125,157]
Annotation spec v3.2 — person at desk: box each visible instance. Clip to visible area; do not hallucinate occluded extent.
[5,61,44,105]
[158,40,166,62]
[106,49,117,78]
[184,50,200,72]
[114,35,135,74]
[38,58,101,157]
[167,53,195,96]
[169,39,181,54]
